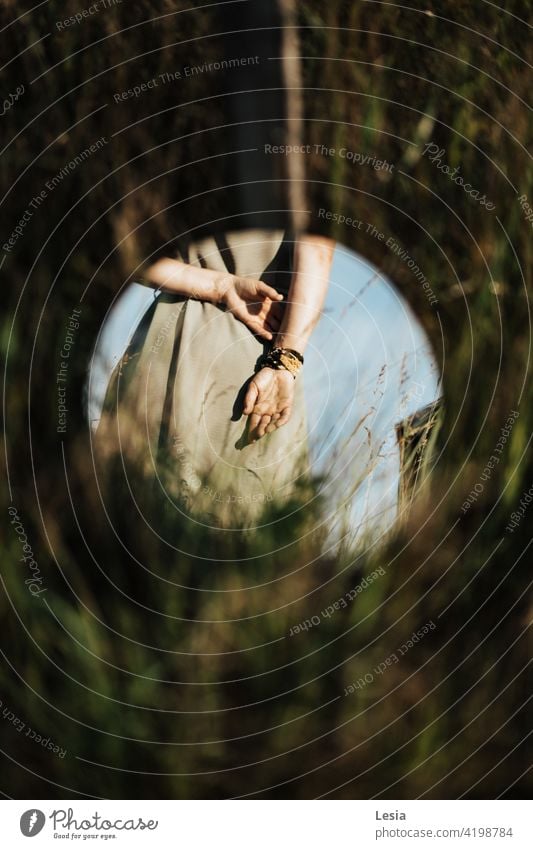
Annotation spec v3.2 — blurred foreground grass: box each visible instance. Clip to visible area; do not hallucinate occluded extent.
[0,0,531,798]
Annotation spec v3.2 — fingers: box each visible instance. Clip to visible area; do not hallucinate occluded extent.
[255,414,271,439]
[246,316,273,341]
[265,413,280,434]
[243,381,259,415]
[269,300,285,320]
[258,282,283,302]
[254,408,289,438]
[265,409,290,433]
[277,406,292,428]
[248,407,271,440]
[230,294,283,340]
[265,313,282,333]
[248,412,263,441]
[244,368,292,440]
[253,323,273,341]
[246,311,276,340]
[233,307,273,341]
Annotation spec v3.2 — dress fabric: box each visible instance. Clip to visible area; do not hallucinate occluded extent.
[95,230,308,524]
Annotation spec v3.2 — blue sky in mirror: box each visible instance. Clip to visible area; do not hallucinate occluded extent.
[88,245,440,542]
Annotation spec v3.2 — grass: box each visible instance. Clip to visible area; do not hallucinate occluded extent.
[0,0,531,799]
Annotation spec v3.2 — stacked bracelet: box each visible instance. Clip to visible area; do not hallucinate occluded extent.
[260,347,304,378]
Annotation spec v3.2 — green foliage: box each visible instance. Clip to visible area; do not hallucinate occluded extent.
[1,0,531,799]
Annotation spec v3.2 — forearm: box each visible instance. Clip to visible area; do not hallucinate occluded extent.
[275,235,335,354]
[141,257,225,304]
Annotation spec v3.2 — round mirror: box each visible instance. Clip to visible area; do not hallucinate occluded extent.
[89,235,440,551]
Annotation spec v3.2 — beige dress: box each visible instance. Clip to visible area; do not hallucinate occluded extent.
[96,230,308,525]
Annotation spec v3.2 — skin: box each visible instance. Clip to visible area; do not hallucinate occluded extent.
[142,256,285,341]
[244,235,335,440]
[143,234,335,442]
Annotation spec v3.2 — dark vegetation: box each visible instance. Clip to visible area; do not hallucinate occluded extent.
[0,0,531,798]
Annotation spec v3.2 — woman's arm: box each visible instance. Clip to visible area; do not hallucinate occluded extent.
[142,257,284,341]
[244,236,335,440]
[275,234,335,354]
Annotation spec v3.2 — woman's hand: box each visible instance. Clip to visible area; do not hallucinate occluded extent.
[217,275,285,341]
[243,367,295,440]
[141,258,284,341]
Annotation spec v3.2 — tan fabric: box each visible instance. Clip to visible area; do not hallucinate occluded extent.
[96,230,308,525]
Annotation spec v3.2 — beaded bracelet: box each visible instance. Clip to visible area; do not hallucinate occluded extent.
[260,347,304,378]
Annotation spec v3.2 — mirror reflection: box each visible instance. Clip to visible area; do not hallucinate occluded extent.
[89,234,440,547]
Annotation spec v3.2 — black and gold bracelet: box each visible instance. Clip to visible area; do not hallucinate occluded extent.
[260,347,304,378]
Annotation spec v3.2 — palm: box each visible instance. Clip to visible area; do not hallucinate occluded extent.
[243,367,295,440]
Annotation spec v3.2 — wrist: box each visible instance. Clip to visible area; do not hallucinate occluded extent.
[259,347,303,378]
[256,365,294,383]
[273,335,306,356]
[211,272,234,306]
